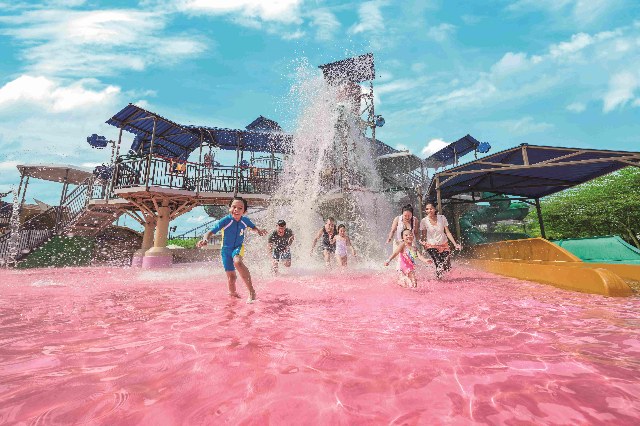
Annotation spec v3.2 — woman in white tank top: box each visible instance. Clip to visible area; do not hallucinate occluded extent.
[386,204,418,248]
[419,202,462,279]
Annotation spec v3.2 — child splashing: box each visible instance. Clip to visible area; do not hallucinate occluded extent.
[198,197,267,303]
[331,224,356,267]
[384,229,432,288]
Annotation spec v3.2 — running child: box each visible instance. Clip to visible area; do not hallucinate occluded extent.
[384,229,432,288]
[268,219,294,275]
[197,196,267,303]
[331,224,356,267]
[310,217,337,268]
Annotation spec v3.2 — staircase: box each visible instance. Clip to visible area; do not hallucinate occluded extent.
[0,178,122,266]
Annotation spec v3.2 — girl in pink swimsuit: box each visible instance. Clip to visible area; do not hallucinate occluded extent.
[384,229,432,288]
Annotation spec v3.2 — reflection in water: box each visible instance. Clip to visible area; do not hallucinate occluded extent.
[0,264,639,424]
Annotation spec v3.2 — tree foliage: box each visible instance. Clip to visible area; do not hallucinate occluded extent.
[529,167,640,247]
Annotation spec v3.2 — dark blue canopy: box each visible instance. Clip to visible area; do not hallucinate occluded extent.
[187,125,291,154]
[106,104,291,160]
[424,134,481,168]
[428,144,640,199]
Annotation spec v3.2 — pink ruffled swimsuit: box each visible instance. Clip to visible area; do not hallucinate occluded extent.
[398,247,416,275]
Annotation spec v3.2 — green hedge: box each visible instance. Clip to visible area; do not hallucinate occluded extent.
[167,238,199,249]
[17,236,95,269]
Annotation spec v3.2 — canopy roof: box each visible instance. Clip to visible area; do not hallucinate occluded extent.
[187,126,291,154]
[428,144,640,200]
[17,164,92,185]
[107,104,198,160]
[245,116,283,132]
[107,104,291,160]
[424,134,480,168]
[376,151,424,173]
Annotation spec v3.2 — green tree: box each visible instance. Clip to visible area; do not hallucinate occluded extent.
[532,167,640,247]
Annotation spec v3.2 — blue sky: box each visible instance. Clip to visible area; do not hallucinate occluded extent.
[1,0,639,232]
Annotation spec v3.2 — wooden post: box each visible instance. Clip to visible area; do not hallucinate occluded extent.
[535,197,546,239]
[145,118,157,191]
[436,175,442,214]
[55,168,70,234]
[234,132,241,195]
[196,132,204,195]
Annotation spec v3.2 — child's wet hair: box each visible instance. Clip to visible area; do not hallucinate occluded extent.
[402,229,413,237]
[338,224,346,231]
[229,196,248,211]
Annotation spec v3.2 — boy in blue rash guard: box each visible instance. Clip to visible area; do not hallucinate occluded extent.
[197,197,267,303]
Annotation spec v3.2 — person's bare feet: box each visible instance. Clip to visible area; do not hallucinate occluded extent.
[246,290,257,304]
[228,292,241,299]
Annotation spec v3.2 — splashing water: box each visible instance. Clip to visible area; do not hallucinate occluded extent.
[266,61,395,265]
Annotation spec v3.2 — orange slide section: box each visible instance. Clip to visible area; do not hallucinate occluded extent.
[468,238,635,297]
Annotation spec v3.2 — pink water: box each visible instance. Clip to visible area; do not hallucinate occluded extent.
[0,264,639,425]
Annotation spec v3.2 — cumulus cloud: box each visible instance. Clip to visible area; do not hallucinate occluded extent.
[421,138,448,157]
[0,75,120,113]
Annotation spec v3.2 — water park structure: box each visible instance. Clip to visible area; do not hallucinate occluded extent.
[1,53,640,296]
[2,50,640,425]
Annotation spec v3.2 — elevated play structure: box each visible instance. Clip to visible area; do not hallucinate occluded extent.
[1,53,429,268]
[428,143,640,296]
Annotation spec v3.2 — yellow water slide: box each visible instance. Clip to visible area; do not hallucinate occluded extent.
[468,238,637,297]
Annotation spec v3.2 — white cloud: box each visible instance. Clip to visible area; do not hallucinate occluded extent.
[177,0,303,24]
[491,52,530,75]
[421,138,448,157]
[308,8,340,41]
[426,23,456,42]
[0,9,208,78]
[0,75,120,113]
[506,0,621,26]
[410,23,640,119]
[349,1,386,35]
[603,71,639,112]
[566,102,586,112]
[0,161,21,172]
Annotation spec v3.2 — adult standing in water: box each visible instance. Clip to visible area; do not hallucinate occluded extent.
[386,204,419,249]
[420,202,462,279]
[310,217,337,268]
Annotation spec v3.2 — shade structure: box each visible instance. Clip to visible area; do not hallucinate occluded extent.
[424,134,481,168]
[187,126,291,154]
[428,144,640,200]
[376,151,423,173]
[107,104,198,160]
[17,164,93,185]
[106,104,292,160]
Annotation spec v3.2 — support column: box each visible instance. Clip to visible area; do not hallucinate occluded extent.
[131,215,155,267]
[535,197,546,239]
[142,200,172,268]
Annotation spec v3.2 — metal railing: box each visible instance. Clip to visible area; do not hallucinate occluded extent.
[112,155,283,194]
